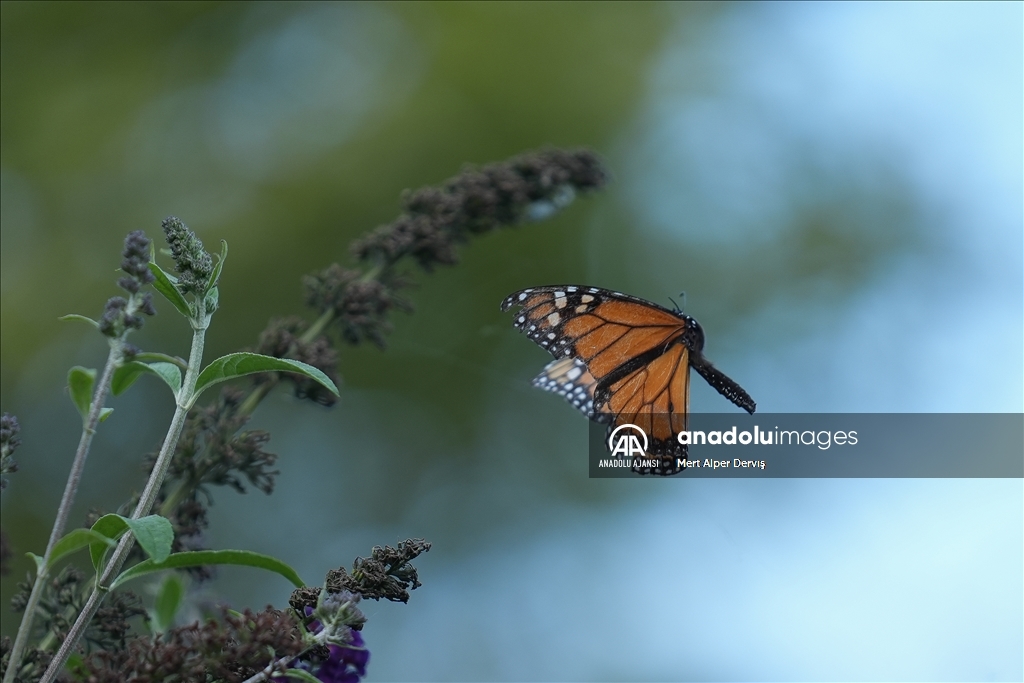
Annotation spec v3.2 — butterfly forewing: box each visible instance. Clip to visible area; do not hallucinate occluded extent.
[501,286,688,366]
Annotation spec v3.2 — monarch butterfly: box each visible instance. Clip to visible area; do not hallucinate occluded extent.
[501,285,755,475]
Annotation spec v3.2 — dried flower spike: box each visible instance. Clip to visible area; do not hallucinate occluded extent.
[326,538,431,603]
[352,148,607,271]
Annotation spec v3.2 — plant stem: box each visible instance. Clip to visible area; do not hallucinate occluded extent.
[239,654,297,683]
[3,340,123,683]
[237,377,277,418]
[302,307,336,345]
[39,309,208,683]
[358,261,385,285]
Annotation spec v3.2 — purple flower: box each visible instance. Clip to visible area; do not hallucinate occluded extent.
[279,603,369,683]
[316,631,370,683]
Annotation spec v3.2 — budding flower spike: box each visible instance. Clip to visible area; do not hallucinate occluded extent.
[161,216,214,295]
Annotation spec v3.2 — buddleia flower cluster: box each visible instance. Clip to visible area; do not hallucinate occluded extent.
[98,231,157,338]
[162,216,214,295]
[59,541,430,683]
[308,147,607,348]
[350,147,607,270]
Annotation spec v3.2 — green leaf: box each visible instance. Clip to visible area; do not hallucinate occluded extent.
[65,653,87,678]
[281,670,322,683]
[98,407,114,423]
[88,514,174,570]
[147,363,183,395]
[124,516,174,564]
[68,367,96,420]
[59,314,99,329]
[206,240,228,294]
[27,552,44,576]
[90,514,130,572]
[204,286,219,315]
[112,361,182,397]
[110,549,306,591]
[133,352,188,371]
[152,573,185,633]
[148,261,192,319]
[111,363,144,395]
[190,353,338,407]
[48,528,118,570]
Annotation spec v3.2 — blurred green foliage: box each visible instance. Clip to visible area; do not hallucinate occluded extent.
[0,1,683,382]
[1,1,922,652]
[0,0,694,635]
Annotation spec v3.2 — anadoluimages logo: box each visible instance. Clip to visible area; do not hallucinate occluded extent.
[607,424,648,457]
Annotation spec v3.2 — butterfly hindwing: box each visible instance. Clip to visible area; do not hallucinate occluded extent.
[598,343,692,475]
[532,357,610,423]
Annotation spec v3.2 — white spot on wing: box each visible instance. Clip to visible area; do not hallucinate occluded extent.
[547,312,561,326]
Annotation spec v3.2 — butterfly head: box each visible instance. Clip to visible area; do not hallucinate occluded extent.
[681,315,705,352]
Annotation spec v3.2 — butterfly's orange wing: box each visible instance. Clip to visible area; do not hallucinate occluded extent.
[500,285,687,367]
[532,357,605,422]
[600,343,691,475]
[502,286,697,474]
[503,285,754,475]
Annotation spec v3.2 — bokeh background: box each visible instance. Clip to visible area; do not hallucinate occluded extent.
[2,2,1021,681]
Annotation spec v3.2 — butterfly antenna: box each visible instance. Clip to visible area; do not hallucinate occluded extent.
[668,292,686,314]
